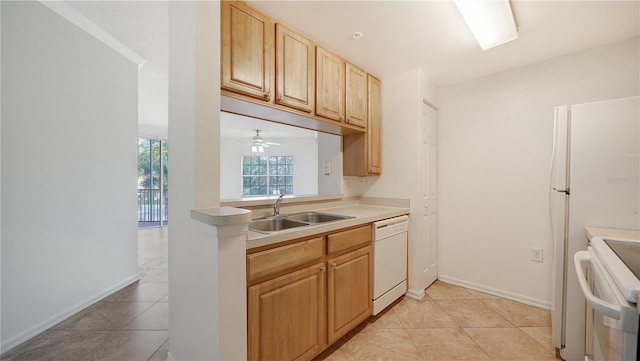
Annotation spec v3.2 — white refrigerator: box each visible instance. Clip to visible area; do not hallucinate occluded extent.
[550,96,640,361]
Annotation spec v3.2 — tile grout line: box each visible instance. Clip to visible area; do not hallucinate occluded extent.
[121,299,163,329]
[430,288,499,361]
[459,327,497,361]
[478,298,555,354]
[517,326,552,351]
[146,338,170,361]
[398,327,427,361]
[389,303,429,361]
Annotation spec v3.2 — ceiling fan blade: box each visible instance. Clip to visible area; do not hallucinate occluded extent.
[246,130,281,150]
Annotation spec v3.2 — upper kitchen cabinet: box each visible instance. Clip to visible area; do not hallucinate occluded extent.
[220,1,379,138]
[315,46,345,122]
[366,75,382,174]
[221,1,275,101]
[345,63,367,129]
[343,74,382,176]
[275,24,315,113]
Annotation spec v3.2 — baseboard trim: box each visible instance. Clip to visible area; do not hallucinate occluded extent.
[1,274,140,354]
[437,275,551,310]
[405,288,425,301]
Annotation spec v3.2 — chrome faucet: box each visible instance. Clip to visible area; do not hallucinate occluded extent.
[273,194,284,216]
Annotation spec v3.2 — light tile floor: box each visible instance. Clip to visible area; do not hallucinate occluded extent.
[3,227,557,361]
[1,227,170,361]
[316,281,557,361]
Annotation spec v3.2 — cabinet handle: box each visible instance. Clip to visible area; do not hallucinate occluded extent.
[320,266,326,272]
[339,116,344,121]
[265,92,271,99]
[278,96,284,101]
[330,262,337,269]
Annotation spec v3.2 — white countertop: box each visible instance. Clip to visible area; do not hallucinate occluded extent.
[191,206,253,226]
[584,227,640,241]
[247,204,410,249]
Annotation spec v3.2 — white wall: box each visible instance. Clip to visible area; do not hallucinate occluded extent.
[220,137,318,200]
[139,58,168,130]
[138,124,169,139]
[167,2,224,360]
[437,37,640,307]
[317,132,341,195]
[346,68,439,294]
[1,1,138,350]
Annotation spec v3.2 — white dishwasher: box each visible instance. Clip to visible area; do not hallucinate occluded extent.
[372,215,409,315]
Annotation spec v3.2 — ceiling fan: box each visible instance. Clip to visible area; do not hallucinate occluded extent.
[248,130,280,153]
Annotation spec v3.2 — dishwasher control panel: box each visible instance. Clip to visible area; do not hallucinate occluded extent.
[373,215,409,240]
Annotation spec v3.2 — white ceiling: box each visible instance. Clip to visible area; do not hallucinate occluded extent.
[249,0,639,84]
[67,0,640,129]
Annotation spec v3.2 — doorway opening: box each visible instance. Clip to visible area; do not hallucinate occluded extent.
[138,137,168,228]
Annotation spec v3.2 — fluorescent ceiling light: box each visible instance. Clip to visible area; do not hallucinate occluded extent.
[454,0,518,50]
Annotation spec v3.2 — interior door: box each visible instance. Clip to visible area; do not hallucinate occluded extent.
[421,101,438,288]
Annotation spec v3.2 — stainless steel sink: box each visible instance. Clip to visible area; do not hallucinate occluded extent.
[249,218,308,233]
[249,212,354,233]
[286,212,354,224]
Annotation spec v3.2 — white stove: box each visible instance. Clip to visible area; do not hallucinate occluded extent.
[574,237,639,361]
[591,237,640,306]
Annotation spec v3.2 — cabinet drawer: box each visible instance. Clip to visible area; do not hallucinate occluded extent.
[248,237,324,282]
[327,225,371,254]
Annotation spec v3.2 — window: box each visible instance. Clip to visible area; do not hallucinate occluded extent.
[242,156,293,196]
[137,137,168,227]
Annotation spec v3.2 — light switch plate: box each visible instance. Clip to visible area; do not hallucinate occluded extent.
[530,247,543,262]
[324,160,331,175]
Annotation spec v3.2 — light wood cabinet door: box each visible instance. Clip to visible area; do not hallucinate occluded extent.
[345,63,367,128]
[276,24,315,113]
[315,46,345,122]
[221,1,274,101]
[248,263,327,361]
[327,245,372,344]
[366,75,382,174]
[342,75,382,176]
[342,132,366,176]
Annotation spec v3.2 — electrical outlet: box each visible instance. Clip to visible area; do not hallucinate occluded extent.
[530,247,543,263]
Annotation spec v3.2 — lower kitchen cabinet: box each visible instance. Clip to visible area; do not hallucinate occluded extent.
[327,245,372,344]
[247,225,373,361]
[248,263,326,361]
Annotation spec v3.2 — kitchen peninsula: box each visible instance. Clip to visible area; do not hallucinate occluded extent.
[191,196,409,360]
